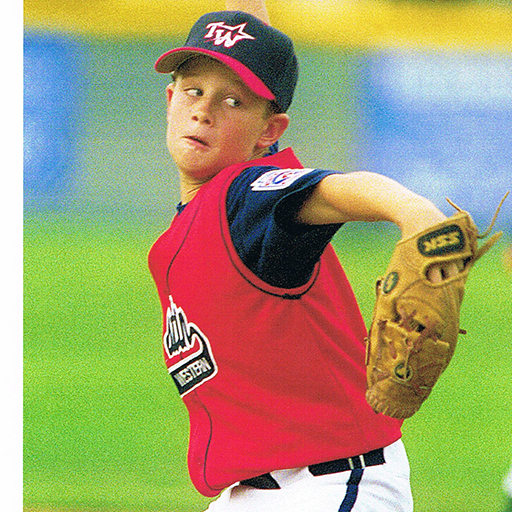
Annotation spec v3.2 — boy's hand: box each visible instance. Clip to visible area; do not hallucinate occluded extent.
[225,0,271,23]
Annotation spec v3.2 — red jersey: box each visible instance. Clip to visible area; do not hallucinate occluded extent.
[148,148,402,497]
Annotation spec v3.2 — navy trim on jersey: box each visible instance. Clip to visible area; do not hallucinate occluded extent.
[338,468,364,512]
[267,140,279,155]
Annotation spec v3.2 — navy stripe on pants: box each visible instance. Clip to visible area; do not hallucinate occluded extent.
[338,469,364,512]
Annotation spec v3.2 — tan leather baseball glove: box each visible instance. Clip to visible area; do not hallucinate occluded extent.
[365,196,507,419]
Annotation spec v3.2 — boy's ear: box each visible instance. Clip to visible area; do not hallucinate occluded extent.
[166,83,175,103]
[257,113,290,150]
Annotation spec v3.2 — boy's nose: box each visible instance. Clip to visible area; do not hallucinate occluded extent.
[192,100,213,125]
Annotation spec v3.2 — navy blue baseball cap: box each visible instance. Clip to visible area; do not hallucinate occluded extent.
[155,11,298,112]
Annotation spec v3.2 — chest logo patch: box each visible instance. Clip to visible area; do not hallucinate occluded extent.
[163,296,218,396]
[251,168,315,191]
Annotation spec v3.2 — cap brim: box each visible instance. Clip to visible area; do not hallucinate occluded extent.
[155,47,275,102]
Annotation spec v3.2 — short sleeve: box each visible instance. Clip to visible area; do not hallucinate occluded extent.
[226,166,344,288]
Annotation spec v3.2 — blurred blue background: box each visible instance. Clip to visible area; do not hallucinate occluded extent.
[23,0,512,226]
[362,51,512,222]
[24,34,85,202]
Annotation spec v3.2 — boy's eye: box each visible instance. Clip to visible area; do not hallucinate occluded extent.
[186,88,202,97]
[225,97,241,108]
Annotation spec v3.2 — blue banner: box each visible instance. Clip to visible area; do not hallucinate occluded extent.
[361,51,512,226]
[24,33,84,205]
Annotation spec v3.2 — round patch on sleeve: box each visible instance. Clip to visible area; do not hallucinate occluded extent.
[250,168,315,191]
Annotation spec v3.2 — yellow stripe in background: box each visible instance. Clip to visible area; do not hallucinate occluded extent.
[24,0,512,50]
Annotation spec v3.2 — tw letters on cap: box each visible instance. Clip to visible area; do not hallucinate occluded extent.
[204,21,255,48]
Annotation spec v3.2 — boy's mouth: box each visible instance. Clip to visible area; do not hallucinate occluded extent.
[184,135,209,148]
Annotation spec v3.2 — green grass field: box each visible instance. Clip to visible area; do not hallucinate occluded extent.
[24,211,512,512]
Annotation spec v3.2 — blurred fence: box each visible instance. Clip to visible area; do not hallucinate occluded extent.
[361,51,512,222]
[24,0,512,226]
[24,33,85,203]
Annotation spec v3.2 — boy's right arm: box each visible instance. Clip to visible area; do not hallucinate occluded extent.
[224,0,271,23]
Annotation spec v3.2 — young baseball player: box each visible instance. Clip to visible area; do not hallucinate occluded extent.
[148,1,460,510]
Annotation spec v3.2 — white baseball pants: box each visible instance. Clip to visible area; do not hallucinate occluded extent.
[204,440,413,512]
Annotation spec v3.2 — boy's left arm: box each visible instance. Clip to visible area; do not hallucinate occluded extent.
[299,171,464,283]
[300,171,505,420]
[298,171,448,240]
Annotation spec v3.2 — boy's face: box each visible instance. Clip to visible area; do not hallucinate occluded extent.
[165,57,285,192]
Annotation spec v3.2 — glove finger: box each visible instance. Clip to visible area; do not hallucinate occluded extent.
[427,261,461,283]
[427,265,442,283]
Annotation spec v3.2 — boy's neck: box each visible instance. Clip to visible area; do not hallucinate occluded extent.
[178,147,273,204]
[179,177,205,204]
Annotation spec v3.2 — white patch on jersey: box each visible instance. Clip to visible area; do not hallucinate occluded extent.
[164,295,218,396]
[250,168,315,191]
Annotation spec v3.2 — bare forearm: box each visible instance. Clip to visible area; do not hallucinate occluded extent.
[299,172,447,239]
[225,0,270,23]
